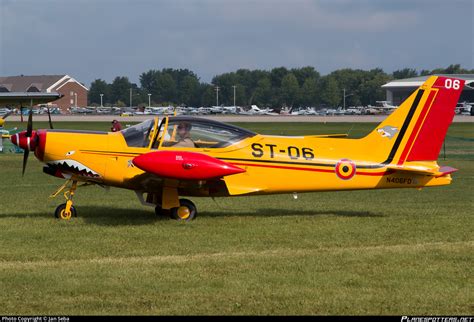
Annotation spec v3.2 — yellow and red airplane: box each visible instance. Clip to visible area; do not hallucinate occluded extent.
[11,76,467,221]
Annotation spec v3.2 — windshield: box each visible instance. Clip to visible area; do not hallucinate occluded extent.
[121,119,155,147]
[159,117,256,149]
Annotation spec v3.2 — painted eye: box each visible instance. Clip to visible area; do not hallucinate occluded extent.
[66,151,75,156]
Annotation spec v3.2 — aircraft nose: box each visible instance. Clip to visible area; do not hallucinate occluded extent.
[10,130,38,151]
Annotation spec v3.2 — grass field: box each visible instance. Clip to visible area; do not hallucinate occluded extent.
[0,121,473,315]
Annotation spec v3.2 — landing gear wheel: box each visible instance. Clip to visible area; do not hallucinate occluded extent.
[171,199,197,222]
[54,203,77,220]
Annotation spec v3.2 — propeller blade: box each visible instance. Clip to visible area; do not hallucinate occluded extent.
[46,106,54,129]
[22,148,29,177]
[2,111,12,119]
[26,109,33,137]
[20,106,24,123]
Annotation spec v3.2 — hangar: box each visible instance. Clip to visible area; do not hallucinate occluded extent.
[0,74,88,112]
[382,74,474,105]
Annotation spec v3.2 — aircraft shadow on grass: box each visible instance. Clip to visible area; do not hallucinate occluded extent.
[1,206,383,226]
[202,208,383,219]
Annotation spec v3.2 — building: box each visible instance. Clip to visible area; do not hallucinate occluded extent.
[0,75,88,112]
[382,74,474,105]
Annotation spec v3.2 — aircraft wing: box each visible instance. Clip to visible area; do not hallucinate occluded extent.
[306,134,348,138]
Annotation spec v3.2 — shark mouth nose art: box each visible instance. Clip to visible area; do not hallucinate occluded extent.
[47,159,100,178]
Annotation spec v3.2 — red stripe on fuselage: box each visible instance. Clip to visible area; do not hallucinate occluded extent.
[230,162,392,176]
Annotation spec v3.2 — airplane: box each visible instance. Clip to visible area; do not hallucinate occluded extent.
[375,100,398,110]
[0,107,12,117]
[240,105,278,115]
[325,107,345,116]
[70,106,94,114]
[279,106,292,115]
[455,102,472,115]
[344,107,363,115]
[364,101,398,115]
[10,76,467,222]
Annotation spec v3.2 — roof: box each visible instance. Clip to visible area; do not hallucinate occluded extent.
[0,92,63,105]
[383,74,474,88]
[0,74,88,92]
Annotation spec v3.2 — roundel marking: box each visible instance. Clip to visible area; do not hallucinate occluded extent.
[335,159,356,180]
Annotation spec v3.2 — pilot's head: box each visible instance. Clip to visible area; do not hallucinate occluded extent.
[177,121,192,138]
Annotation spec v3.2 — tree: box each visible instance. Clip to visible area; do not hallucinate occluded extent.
[300,77,318,106]
[358,71,391,105]
[320,76,340,107]
[156,73,176,103]
[280,73,300,107]
[200,84,215,107]
[178,75,200,106]
[139,70,159,94]
[291,66,320,86]
[430,64,474,75]
[270,67,289,89]
[88,79,110,105]
[252,77,272,106]
[392,68,418,79]
[110,76,132,105]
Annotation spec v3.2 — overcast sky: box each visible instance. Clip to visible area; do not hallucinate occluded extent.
[0,0,472,87]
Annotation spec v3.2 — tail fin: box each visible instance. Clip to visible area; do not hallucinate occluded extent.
[365,76,465,165]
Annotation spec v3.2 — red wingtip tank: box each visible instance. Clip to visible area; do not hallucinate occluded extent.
[132,151,245,180]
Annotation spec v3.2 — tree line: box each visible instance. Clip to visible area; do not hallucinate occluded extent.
[88,64,473,108]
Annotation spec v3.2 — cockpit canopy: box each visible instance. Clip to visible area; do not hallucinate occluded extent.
[121,116,256,149]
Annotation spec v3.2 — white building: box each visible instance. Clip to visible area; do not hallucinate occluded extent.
[382,74,474,105]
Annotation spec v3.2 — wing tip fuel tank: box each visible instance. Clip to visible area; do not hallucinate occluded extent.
[132,151,245,180]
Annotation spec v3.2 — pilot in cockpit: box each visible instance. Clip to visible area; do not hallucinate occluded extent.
[172,121,195,148]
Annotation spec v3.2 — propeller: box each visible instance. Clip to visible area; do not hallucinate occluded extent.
[22,109,34,176]
[20,106,24,123]
[46,106,54,129]
[2,110,12,120]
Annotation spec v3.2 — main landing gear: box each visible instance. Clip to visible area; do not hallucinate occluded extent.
[155,198,197,222]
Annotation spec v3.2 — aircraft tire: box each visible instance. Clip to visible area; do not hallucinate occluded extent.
[171,199,197,222]
[54,203,77,220]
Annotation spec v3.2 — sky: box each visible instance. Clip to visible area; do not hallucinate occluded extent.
[0,0,473,87]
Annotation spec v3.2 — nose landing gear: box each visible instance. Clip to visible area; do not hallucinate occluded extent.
[50,179,78,220]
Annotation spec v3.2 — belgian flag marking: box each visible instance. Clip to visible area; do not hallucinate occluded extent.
[335,159,356,180]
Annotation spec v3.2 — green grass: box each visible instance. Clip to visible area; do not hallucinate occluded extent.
[0,122,473,315]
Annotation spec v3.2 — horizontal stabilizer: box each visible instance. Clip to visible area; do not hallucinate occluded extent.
[386,163,458,177]
[436,166,458,177]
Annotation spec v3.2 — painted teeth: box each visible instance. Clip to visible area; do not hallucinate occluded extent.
[48,159,99,177]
